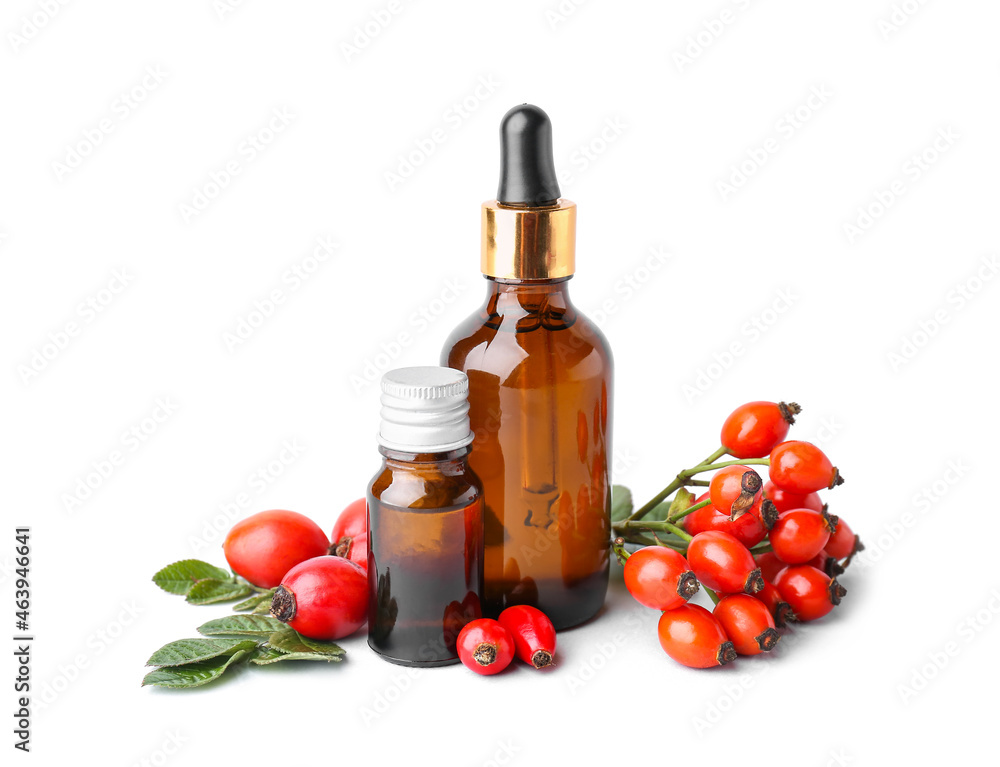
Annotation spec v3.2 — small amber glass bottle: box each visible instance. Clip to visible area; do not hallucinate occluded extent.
[366,367,484,666]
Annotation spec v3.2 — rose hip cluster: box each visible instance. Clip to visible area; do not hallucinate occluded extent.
[614,401,861,669]
[222,500,370,641]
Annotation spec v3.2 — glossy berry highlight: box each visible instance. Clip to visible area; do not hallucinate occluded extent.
[224,509,330,589]
[623,545,699,611]
[721,400,800,459]
[657,604,737,668]
[457,619,515,676]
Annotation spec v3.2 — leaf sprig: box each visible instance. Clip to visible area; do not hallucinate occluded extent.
[144,560,346,689]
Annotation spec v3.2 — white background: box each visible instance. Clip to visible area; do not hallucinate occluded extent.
[2,1,998,764]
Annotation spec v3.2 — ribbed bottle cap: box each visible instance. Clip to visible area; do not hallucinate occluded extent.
[377,367,473,452]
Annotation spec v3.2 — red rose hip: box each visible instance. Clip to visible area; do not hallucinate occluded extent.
[769,441,843,493]
[713,594,780,655]
[270,555,368,640]
[224,509,330,588]
[774,565,846,622]
[768,507,837,564]
[721,400,800,459]
[657,604,737,668]
[623,546,699,611]
[498,605,557,669]
[457,619,515,676]
[687,530,764,595]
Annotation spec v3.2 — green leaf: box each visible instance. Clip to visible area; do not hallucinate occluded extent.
[152,560,231,595]
[146,637,257,667]
[644,501,672,522]
[252,597,274,615]
[267,629,345,657]
[185,579,253,605]
[249,645,342,665]
[668,488,695,518]
[233,590,273,612]
[198,614,287,637]
[142,649,252,688]
[611,485,633,522]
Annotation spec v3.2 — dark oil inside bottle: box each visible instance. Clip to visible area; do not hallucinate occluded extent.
[367,449,484,666]
[443,279,613,630]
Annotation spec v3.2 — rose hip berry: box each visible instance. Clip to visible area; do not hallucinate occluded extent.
[224,509,330,589]
[457,619,515,675]
[330,498,367,561]
[769,507,838,564]
[713,594,780,655]
[709,465,764,520]
[498,605,557,669]
[825,517,862,561]
[754,580,796,627]
[803,550,844,577]
[687,531,764,595]
[684,493,776,548]
[721,400,801,459]
[623,546,699,611]
[763,481,824,513]
[332,530,368,573]
[657,604,737,668]
[769,441,844,494]
[774,565,846,622]
[270,555,368,641]
[754,551,787,583]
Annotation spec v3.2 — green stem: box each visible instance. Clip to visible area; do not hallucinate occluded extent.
[684,458,770,475]
[686,479,710,487]
[750,541,773,555]
[625,446,730,523]
[698,446,730,468]
[617,519,692,542]
[611,537,630,565]
[669,498,711,522]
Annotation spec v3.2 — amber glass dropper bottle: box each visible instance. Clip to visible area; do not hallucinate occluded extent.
[441,104,613,630]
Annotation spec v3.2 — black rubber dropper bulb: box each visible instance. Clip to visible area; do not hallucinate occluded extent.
[497,104,561,207]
